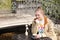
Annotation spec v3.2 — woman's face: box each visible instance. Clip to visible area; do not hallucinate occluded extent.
[35,10,44,20]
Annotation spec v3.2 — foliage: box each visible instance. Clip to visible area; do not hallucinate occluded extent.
[0,0,11,10]
[38,0,60,23]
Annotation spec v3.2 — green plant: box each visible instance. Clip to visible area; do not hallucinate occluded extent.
[0,0,11,10]
[38,0,60,23]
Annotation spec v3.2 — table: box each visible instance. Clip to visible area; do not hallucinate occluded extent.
[12,34,31,40]
[12,34,52,40]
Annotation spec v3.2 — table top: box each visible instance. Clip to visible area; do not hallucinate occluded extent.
[12,34,31,40]
[12,34,52,40]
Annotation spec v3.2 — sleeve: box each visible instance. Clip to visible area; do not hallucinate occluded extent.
[45,19,56,36]
[31,21,38,35]
[48,21,55,36]
[46,19,57,40]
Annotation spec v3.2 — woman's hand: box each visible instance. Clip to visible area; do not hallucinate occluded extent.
[36,34,41,38]
[34,18,40,24]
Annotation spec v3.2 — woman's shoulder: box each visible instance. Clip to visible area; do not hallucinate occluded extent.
[46,17,54,27]
[44,16,53,23]
[44,16,54,25]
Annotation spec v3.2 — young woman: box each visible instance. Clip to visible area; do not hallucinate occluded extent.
[31,7,57,40]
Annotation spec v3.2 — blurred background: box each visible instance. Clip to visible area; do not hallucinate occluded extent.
[0,0,60,40]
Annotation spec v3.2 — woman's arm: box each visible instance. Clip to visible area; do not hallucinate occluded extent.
[46,19,56,36]
[31,20,38,36]
[45,19,57,40]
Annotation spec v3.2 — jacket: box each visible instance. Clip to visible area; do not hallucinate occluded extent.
[31,16,57,40]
